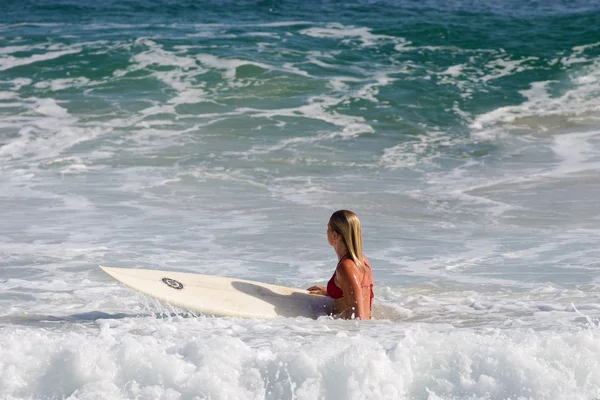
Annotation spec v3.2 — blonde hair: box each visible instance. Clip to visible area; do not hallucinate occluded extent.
[329,210,364,270]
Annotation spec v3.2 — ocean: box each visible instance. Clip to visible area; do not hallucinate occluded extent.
[1,0,600,399]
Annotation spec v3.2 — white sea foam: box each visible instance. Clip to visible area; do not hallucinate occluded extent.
[196,54,272,81]
[441,64,464,78]
[34,98,70,118]
[327,78,352,91]
[0,48,82,72]
[0,22,61,29]
[281,62,312,77]
[255,21,312,27]
[436,54,541,100]
[232,96,374,151]
[561,41,600,66]
[299,23,399,47]
[549,130,600,176]
[126,39,202,72]
[0,91,16,100]
[393,42,485,53]
[115,40,288,106]
[480,57,539,82]
[33,77,93,91]
[0,316,598,399]
[244,32,281,38]
[0,120,106,164]
[10,77,32,90]
[471,54,600,134]
[379,131,461,169]
[268,180,334,208]
[354,74,394,103]
[0,43,54,55]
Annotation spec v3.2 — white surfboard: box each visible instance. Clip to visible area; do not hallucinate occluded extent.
[99,265,333,319]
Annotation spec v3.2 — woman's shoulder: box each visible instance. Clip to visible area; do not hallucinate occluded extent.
[362,255,371,269]
[336,257,364,273]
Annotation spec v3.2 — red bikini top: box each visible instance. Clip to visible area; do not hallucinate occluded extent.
[327,254,374,309]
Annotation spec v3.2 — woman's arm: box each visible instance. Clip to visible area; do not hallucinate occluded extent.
[335,260,366,319]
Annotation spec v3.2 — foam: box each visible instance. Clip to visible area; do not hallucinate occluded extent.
[237,120,374,158]
[471,54,600,134]
[0,317,598,399]
[379,133,443,169]
[550,130,600,175]
[299,23,399,47]
[0,96,90,163]
[281,62,312,77]
[435,54,542,101]
[0,122,105,164]
[561,41,600,66]
[115,41,284,106]
[394,43,485,53]
[0,91,16,100]
[227,95,374,158]
[480,57,539,83]
[268,181,334,208]
[0,43,51,55]
[10,78,32,90]
[354,74,394,103]
[0,48,82,72]
[186,31,236,39]
[33,77,92,91]
[196,54,271,81]
[34,98,70,118]
[0,23,61,29]
[441,64,464,78]
[255,21,312,27]
[244,32,281,38]
[127,39,203,72]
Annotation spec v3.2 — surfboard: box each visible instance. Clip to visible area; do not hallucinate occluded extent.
[99,265,333,319]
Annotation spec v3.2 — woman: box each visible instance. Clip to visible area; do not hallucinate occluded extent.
[308,210,374,320]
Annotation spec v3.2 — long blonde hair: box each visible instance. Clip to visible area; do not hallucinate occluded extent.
[329,210,364,270]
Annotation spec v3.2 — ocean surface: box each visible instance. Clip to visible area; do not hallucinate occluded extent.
[1,0,600,399]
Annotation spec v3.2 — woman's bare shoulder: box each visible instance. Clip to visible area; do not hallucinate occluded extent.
[336,258,359,274]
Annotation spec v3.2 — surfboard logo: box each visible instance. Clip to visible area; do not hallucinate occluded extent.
[161,277,184,290]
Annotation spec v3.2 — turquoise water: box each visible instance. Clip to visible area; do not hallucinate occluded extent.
[1,1,600,399]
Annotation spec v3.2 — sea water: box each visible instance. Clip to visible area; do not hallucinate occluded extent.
[1,1,600,399]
